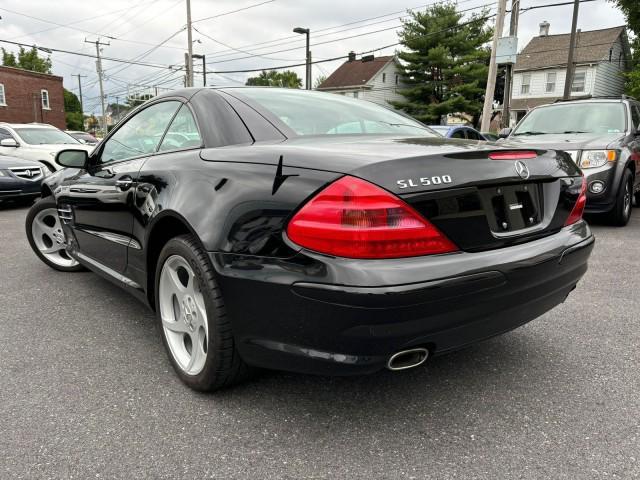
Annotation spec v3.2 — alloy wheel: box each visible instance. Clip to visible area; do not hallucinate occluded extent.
[159,255,209,376]
[624,180,632,219]
[30,208,79,268]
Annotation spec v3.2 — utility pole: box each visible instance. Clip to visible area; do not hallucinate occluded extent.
[192,54,206,86]
[563,0,581,99]
[481,0,507,132]
[85,38,110,137]
[502,0,520,129]
[74,74,87,114]
[115,95,120,123]
[186,0,194,87]
[184,52,191,88]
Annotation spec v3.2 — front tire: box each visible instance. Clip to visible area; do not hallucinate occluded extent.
[25,196,84,272]
[155,234,249,391]
[609,169,633,226]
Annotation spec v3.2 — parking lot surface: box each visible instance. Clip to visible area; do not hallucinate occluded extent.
[1,203,639,479]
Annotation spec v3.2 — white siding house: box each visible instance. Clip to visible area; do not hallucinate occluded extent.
[508,25,630,125]
[317,54,407,107]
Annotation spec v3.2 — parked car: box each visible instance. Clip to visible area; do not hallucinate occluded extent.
[0,123,94,173]
[500,97,640,225]
[65,130,99,146]
[0,155,44,204]
[482,132,500,141]
[26,87,593,391]
[428,125,488,141]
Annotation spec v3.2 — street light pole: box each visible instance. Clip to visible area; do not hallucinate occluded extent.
[293,27,311,89]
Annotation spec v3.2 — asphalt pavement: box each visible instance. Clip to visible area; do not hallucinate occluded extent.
[1,203,639,479]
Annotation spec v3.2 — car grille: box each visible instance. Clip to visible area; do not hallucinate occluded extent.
[9,166,43,181]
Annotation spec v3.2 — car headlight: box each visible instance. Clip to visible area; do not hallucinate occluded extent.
[579,150,616,169]
[0,170,7,177]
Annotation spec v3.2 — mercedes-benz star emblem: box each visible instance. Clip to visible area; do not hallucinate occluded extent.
[515,160,530,180]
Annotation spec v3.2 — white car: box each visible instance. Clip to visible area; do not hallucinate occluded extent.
[0,123,94,172]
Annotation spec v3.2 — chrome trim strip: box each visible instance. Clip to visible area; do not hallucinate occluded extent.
[73,251,142,289]
[79,228,142,249]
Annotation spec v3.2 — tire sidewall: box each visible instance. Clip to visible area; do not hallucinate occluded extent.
[614,170,633,225]
[25,196,84,272]
[154,236,223,390]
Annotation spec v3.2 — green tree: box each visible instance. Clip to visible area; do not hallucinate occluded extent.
[1,46,52,74]
[245,70,302,88]
[64,89,84,130]
[390,4,493,125]
[314,75,327,89]
[608,0,639,96]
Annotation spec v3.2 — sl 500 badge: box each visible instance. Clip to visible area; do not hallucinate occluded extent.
[397,175,453,189]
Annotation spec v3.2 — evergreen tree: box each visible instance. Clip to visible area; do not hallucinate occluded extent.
[391,4,493,125]
[64,89,84,130]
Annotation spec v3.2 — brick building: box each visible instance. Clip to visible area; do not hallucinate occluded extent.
[0,66,66,129]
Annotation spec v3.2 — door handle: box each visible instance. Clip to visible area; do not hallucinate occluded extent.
[115,176,134,191]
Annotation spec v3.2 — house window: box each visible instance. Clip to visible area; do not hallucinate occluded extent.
[382,73,386,83]
[41,89,50,110]
[395,75,399,85]
[353,91,359,99]
[520,74,531,94]
[571,71,586,93]
[0,84,5,105]
[545,72,556,93]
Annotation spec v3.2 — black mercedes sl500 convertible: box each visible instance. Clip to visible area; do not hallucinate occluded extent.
[25,87,594,391]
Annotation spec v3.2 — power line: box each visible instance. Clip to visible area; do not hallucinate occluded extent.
[204,2,497,66]
[192,0,275,23]
[201,0,485,60]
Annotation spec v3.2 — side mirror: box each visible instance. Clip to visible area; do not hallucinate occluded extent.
[498,128,512,139]
[0,138,18,147]
[56,149,89,169]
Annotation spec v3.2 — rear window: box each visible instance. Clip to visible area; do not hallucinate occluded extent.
[235,88,435,137]
[513,102,626,135]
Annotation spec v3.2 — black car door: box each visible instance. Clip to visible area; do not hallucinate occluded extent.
[63,100,181,273]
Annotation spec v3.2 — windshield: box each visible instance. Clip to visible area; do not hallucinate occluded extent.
[513,103,627,136]
[429,126,450,136]
[235,88,435,137]
[69,132,97,143]
[15,128,80,145]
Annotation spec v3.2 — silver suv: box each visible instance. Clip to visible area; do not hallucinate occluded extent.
[502,97,640,226]
[0,123,94,172]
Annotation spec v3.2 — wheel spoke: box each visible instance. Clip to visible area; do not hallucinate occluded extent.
[162,314,190,334]
[40,244,65,254]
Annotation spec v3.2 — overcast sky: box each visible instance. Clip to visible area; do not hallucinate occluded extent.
[0,0,628,114]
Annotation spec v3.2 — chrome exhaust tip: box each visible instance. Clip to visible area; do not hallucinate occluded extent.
[386,348,429,371]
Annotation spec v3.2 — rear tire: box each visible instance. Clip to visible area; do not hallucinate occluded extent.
[609,169,633,226]
[25,196,85,272]
[155,234,250,391]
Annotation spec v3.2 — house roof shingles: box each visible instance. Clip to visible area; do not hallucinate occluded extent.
[317,56,394,89]
[515,26,626,71]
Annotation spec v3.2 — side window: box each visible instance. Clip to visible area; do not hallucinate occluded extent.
[158,104,202,152]
[0,127,12,141]
[41,90,50,110]
[466,129,480,140]
[0,84,6,105]
[451,129,466,139]
[630,104,640,130]
[100,101,180,164]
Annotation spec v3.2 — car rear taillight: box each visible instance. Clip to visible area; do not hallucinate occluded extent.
[489,151,537,160]
[286,176,458,259]
[564,176,587,226]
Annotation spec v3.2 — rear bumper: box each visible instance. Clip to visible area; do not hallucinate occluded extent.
[211,222,594,375]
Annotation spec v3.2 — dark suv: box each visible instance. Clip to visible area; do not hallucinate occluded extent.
[503,97,640,225]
